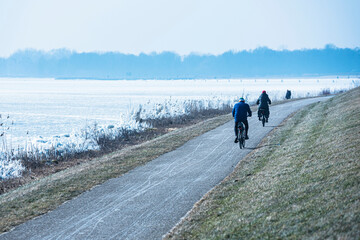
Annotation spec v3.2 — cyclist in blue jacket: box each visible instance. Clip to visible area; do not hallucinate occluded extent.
[232,97,252,142]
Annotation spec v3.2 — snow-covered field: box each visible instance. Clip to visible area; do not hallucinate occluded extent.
[0,77,358,179]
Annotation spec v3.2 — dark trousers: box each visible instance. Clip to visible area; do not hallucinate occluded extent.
[258,108,270,119]
[235,120,249,137]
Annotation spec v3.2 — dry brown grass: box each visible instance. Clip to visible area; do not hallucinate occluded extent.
[165,87,360,239]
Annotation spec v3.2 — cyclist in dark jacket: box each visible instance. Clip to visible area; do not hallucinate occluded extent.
[232,97,252,142]
[256,90,271,122]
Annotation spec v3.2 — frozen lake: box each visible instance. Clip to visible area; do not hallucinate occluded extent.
[0,77,358,149]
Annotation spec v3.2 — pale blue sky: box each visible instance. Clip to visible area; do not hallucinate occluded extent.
[0,0,359,57]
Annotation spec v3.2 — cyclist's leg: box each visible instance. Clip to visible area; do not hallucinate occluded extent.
[234,121,239,137]
[265,108,270,122]
[257,109,261,120]
[242,119,249,139]
[234,121,239,142]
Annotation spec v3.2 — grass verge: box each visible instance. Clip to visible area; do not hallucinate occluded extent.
[165,87,360,239]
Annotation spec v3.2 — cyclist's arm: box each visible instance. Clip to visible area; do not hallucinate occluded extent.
[247,105,252,117]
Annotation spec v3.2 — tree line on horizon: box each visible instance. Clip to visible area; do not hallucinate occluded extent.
[0,45,359,79]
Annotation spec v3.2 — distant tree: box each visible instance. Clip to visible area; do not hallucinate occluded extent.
[0,46,359,79]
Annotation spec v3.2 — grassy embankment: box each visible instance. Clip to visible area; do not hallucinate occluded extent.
[165,87,360,239]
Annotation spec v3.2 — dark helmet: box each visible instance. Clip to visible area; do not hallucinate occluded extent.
[262,90,266,94]
[239,97,245,102]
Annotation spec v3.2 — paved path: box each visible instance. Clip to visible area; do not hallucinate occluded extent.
[0,97,330,240]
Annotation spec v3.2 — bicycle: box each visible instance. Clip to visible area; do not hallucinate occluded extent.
[237,122,246,149]
[259,108,266,127]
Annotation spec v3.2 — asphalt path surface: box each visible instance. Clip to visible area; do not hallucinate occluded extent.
[0,97,331,240]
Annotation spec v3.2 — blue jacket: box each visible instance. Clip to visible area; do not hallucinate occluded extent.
[232,102,252,122]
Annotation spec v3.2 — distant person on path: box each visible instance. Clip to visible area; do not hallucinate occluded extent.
[285,89,292,99]
[256,90,271,122]
[232,97,252,142]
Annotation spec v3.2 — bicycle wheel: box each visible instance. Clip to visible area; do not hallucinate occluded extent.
[262,115,265,127]
[238,131,243,149]
[240,130,246,149]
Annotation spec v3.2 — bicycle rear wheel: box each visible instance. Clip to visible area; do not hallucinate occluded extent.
[241,136,245,148]
[262,116,265,127]
[238,131,243,149]
[238,122,246,149]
